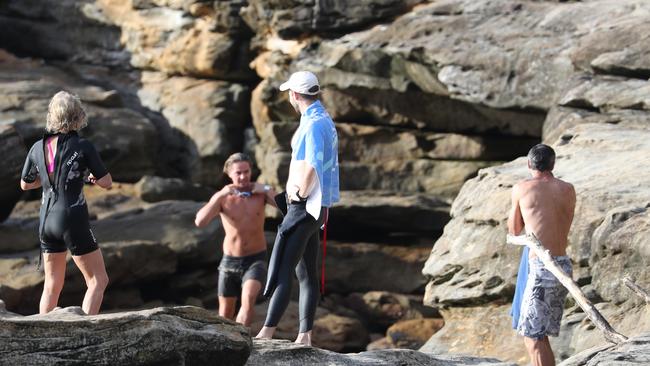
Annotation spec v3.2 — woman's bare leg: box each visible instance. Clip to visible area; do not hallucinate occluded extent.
[72,248,109,315]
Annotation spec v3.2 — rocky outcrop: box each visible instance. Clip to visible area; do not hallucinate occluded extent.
[559,332,650,366]
[0,305,252,366]
[135,175,213,202]
[241,0,424,39]
[248,339,516,366]
[325,243,431,294]
[387,318,445,349]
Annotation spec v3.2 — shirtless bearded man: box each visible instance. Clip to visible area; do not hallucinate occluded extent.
[508,144,576,366]
[195,153,276,326]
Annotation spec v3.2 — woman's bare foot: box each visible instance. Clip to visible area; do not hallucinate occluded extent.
[295,331,312,346]
[255,326,276,339]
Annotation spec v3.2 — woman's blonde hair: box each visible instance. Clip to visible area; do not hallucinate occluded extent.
[46,91,88,133]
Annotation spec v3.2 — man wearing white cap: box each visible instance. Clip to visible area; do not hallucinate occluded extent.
[256,71,340,345]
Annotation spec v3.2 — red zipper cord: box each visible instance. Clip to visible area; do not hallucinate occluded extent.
[321,208,329,295]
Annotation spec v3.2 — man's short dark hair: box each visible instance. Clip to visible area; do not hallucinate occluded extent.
[223,152,252,174]
[527,144,555,172]
[296,85,320,102]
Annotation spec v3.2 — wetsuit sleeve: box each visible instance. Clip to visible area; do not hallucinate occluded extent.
[21,144,39,183]
[83,141,109,178]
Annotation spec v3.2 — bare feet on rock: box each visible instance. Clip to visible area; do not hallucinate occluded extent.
[255,326,276,339]
[295,331,312,346]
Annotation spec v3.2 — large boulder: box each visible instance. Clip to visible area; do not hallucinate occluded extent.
[325,242,431,294]
[134,175,213,202]
[0,0,255,81]
[92,200,224,266]
[247,339,516,366]
[330,191,450,237]
[241,0,424,39]
[0,306,252,366]
[137,71,251,186]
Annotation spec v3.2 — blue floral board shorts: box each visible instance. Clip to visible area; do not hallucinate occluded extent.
[517,256,572,339]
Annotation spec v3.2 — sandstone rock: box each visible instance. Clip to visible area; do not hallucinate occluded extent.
[135,175,213,202]
[366,335,393,351]
[0,0,254,80]
[420,304,528,365]
[0,125,26,221]
[387,318,445,349]
[559,332,650,366]
[423,123,650,306]
[345,292,425,332]
[0,219,38,254]
[95,0,255,80]
[92,201,224,266]
[248,339,516,366]
[240,0,423,39]
[324,242,431,294]
[0,1,128,67]
[312,314,369,352]
[330,191,450,237]
[0,306,252,366]
[137,71,250,186]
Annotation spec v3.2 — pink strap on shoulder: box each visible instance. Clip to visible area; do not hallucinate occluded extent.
[46,137,55,174]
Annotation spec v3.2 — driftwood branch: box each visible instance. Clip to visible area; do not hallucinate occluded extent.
[623,276,650,304]
[507,233,628,344]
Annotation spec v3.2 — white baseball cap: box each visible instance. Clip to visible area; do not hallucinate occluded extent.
[279,71,321,95]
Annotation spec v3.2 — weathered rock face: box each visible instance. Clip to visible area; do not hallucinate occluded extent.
[387,318,445,349]
[325,242,431,294]
[93,201,223,266]
[0,0,255,81]
[135,175,213,202]
[241,0,424,39]
[248,339,516,366]
[420,304,528,365]
[0,305,252,366]
[0,124,26,221]
[559,332,650,366]
[137,71,251,185]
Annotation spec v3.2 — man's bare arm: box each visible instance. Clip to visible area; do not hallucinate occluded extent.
[507,183,525,235]
[195,186,232,227]
[252,183,278,208]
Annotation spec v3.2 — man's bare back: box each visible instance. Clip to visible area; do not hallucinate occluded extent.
[220,191,267,256]
[509,173,576,258]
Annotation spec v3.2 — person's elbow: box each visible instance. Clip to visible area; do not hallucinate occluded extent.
[195,213,208,228]
[96,173,113,189]
[20,180,31,191]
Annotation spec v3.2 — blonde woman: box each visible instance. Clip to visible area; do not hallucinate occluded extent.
[20,91,112,315]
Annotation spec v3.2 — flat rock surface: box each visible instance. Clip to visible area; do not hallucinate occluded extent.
[0,305,252,366]
[247,339,516,366]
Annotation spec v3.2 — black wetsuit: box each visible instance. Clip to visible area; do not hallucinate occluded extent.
[21,132,108,256]
[264,201,326,333]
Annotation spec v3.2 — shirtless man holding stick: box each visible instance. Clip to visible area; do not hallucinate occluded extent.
[508,144,576,366]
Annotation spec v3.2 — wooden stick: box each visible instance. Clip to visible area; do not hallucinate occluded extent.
[622,276,650,304]
[507,233,628,344]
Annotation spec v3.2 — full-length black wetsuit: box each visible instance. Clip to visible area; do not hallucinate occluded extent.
[21,132,108,256]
